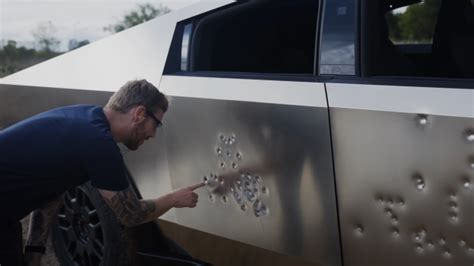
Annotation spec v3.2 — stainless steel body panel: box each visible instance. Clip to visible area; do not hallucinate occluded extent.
[327,83,474,266]
[0,75,342,265]
[159,76,341,265]
[0,85,110,127]
[159,75,328,107]
[123,131,177,222]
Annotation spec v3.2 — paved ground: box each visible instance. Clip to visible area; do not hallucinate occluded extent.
[21,216,60,266]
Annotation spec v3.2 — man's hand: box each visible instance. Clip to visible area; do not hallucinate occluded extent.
[99,182,205,227]
[170,182,205,208]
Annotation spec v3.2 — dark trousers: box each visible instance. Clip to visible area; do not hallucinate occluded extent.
[0,219,24,266]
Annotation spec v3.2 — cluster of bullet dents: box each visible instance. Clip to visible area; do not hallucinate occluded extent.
[354,114,474,262]
[203,133,270,218]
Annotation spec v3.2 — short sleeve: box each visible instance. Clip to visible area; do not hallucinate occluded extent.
[82,136,130,191]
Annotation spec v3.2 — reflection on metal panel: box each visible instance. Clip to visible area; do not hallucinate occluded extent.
[0,85,110,127]
[121,133,177,222]
[331,108,474,266]
[162,96,341,265]
[320,64,355,76]
[0,82,340,264]
[159,75,328,107]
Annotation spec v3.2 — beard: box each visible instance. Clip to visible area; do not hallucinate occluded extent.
[123,124,142,151]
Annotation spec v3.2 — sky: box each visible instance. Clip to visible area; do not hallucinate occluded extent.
[0,0,200,51]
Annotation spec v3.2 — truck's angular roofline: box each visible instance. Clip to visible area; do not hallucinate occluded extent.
[0,1,234,91]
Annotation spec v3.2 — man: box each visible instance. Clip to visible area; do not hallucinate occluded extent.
[0,79,203,265]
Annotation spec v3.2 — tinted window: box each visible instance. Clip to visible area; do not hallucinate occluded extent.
[386,0,440,45]
[364,0,474,79]
[169,0,319,75]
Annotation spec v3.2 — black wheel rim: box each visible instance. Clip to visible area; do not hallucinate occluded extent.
[57,187,105,266]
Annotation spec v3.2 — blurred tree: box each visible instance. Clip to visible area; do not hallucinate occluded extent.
[3,40,19,57]
[399,0,441,42]
[0,39,61,78]
[386,0,442,43]
[386,12,403,41]
[68,39,90,51]
[31,21,60,52]
[104,3,171,33]
[0,41,19,76]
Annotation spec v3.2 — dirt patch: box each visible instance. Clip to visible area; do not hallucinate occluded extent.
[20,216,60,266]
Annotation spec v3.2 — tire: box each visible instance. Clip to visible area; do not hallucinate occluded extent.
[52,182,129,266]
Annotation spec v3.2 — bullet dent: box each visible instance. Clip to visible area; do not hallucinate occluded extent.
[462,178,471,189]
[354,224,364,236]
[466,130,474,142]
[413,173,425,191]
[416,114,430,127]
[207,132,269,218]
[349,121,474,263]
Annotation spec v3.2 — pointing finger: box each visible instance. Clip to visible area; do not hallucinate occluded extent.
[189,182,206,191]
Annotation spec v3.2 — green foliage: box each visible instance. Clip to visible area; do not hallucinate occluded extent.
[386,12,403,41]
[387,0,442,43]
[68,39,90,51]
[1,3,170,77]
[104,3,171,33]
[0,40,62,78]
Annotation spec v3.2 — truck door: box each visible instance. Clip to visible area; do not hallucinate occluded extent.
[155,1,342,265]
[323,0,474,265]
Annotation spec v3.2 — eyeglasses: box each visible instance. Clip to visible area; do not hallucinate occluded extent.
[145,109,163,128]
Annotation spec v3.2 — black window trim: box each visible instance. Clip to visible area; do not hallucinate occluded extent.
[324,75,474,90]
[317,0,360,76]
[164,71,326,83]
[165,70,474,90]
[164,0,473,89]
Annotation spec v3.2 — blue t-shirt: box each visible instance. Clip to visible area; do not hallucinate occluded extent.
[0,105,129,220]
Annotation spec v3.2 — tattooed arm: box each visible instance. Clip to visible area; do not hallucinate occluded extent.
[98,182,204,227]
[24,195,64,266]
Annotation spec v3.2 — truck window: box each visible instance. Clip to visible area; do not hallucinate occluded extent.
[386,0,440,45]
[364,0,474,79]
[165,0,320,76]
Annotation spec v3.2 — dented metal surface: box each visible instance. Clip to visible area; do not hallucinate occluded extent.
[161,94,340,265]
[331,108,474,266]
[1,80,472,266]
[0,0,473,264]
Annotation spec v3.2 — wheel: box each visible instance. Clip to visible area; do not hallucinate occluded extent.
[52,182,128,266]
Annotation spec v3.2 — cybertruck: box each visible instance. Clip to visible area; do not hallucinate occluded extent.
[1,0,473,265]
